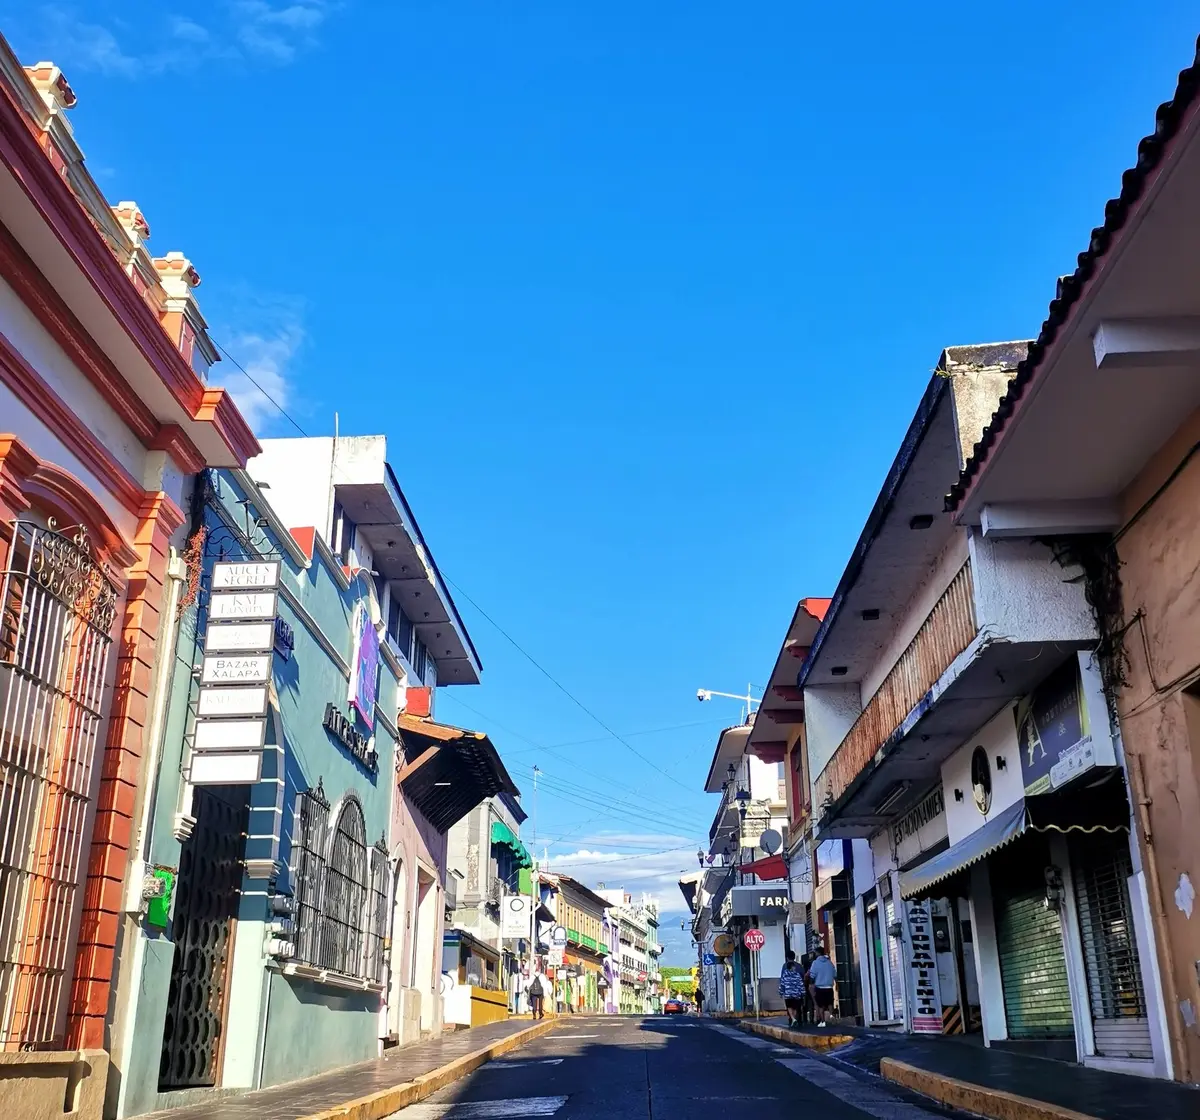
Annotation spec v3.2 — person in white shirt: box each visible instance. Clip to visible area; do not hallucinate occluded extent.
[805,946,837,1027]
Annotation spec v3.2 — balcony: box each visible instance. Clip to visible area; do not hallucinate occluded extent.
[812,546,1099,837]
[815,561,977,814]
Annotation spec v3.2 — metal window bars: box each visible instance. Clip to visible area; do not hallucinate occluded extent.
[0,520,117,1049]
[292,783,330,969]
[291,785,383,983]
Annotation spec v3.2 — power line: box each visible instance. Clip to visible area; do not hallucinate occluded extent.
[443,578,694,791]
[211,338,307,436]
[211,336,697,794]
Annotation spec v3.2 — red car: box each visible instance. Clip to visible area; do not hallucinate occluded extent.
[663,997,687,1015]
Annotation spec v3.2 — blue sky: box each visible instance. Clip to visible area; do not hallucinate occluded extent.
[6,2,1197,961]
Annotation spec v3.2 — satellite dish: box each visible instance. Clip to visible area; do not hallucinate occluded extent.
[759,828,782,855]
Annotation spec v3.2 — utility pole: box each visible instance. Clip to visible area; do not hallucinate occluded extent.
[532,765,540,855]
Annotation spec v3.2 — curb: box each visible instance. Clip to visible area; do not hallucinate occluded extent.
[300,1019,560,1120]
[741,1021,855,1051]
[880,1058,1099,1120]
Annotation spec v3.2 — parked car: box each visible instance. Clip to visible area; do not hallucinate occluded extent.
[663,998,687,1015]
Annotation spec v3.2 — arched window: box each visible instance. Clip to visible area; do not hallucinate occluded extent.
[320,796,368,976]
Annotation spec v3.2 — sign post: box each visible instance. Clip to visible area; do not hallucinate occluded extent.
[743,928,765,1021]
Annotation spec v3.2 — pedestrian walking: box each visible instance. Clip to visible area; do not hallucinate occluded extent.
[806,945,837,1027]
[693,987,705,1015]
[779,951,806,1028]
[799,951,814,1025]
[527,971,546,1020]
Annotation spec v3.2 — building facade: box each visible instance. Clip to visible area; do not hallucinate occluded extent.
[944,47,1200,1083]
[0,38,258,1119]
[800,345,1171,1077]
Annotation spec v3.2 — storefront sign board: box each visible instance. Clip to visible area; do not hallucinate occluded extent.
[905,899,943,1033]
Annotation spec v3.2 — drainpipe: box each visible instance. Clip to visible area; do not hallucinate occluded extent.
[1130,754,1187,1081]
[113,547,186,1118]
[132,549,188,866]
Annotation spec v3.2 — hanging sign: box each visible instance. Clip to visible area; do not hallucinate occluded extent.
[1016,659,1094,796]
[348,604,380,730]
[189,560,282,787]
[502,895,532,939]
[201,653,272,685]
[212,560,281,590]
[205,621,274,653]
[193,719,268,751]
[905,899,943,1033]
[197,685,269,718]
[209,590,278,621]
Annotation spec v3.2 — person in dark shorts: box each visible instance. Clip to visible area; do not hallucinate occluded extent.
[779,950,806,1028]
[806,946,837,1027]
[693,987,704,1014]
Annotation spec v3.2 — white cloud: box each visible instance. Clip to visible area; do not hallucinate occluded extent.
[20,3,336,78]
[168,16,210,43]
[209,310,304,434]
[544,842,697,916]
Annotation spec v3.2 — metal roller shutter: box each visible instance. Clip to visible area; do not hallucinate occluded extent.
[992,840,1074,1040]
[1070,834,1152,1060]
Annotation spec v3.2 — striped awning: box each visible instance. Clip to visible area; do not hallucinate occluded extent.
[900,771,1130,901]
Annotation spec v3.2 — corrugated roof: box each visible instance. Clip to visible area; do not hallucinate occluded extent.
[947,34,1200,512]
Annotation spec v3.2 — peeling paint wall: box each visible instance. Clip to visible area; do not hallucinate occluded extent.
[1115,406,1200,1083]
[803,683,862,801]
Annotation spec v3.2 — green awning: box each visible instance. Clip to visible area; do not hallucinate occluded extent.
[491,820,532,868]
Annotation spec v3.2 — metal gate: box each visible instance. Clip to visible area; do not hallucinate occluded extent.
[159,784,248,1090]
[0,520,116,1048]
[1070,833,1152,1059]
[992,838,1074,1039]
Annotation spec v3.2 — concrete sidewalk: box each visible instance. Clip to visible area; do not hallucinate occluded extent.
[744,1016,1200,1120]
[138,1019,554,1120]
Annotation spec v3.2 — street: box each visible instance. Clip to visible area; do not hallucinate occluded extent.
[398,1018,964,1119]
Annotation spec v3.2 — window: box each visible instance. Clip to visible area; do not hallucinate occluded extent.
[292,786,387,983]
[331,501,356,565]
[398,611,414,660]
[413,639,428,681]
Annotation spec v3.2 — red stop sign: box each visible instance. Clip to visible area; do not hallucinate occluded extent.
[743,929,766,951]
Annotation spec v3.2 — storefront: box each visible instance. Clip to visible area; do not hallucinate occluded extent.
[897,654,1169,1075]
[813,838,860,1021]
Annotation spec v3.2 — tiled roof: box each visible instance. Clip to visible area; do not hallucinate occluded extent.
[946,34,1200,512]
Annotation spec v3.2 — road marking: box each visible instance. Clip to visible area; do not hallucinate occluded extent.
[395,1096,568,1118]
[776,1057,938,1119]
[486,1059,565,1069]
[554,1033,599,1038]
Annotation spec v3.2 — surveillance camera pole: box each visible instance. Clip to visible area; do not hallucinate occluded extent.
[697,683,761,723]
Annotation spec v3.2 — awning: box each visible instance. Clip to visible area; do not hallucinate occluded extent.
[742,854,787,881]
[491,820,532,868]
[397,715,520,833]
[899,771,1130,900]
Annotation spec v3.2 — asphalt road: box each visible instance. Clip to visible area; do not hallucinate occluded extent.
[394,1016,971,1120]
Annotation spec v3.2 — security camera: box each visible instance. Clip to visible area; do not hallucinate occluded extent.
[697,689,711,702]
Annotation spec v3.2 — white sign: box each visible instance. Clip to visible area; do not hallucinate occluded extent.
[197,685,269,718]
[210,591,278,621]
[501,895,532,939]
[892,787,949,867]
[548,947,565,968]
[194,718,267,752]
[205,621,275,653]
[212,560,281,590]
[905,899,943,1033]
[191,751,262,785]
[551,925,568,948]
[201,654,272,685]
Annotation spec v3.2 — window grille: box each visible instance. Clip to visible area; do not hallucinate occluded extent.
[292,783,330,967]
[292,785,388,983]
[0,520,116,1047]
[364,840,389,983]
